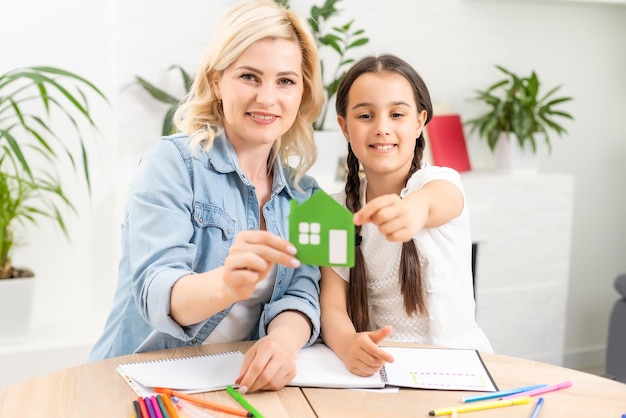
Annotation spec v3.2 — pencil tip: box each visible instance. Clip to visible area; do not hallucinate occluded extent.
[428,412,435,416]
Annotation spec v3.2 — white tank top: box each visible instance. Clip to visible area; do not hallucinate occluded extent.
[204,265,277,343]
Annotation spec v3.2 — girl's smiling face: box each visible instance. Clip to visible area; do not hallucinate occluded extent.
[338,72,427,180]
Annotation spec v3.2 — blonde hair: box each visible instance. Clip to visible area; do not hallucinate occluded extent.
[174,0,324,185]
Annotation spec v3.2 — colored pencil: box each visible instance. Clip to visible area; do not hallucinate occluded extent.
[155,387,252,417]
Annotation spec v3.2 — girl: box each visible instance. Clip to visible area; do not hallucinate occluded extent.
[320,54,492,377]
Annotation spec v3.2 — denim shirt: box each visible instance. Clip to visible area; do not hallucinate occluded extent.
[89,133,321,361]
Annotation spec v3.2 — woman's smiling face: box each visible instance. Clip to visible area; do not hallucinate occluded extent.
[213,37,304,151]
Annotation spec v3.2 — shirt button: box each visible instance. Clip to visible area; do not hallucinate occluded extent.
[191,338,197,344]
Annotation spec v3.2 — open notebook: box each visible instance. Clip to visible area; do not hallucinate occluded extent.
[117,344,497,396]
[289,343,498,391]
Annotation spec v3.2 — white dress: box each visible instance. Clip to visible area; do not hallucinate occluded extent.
[333,165,493,352]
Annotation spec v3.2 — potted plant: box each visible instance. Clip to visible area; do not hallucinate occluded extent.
[0,66,108,341]
[284,0,370,131]
[465,65,574,171]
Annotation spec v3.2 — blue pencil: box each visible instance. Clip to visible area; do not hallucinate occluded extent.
[461,384,548,403]
[529,397,544,418]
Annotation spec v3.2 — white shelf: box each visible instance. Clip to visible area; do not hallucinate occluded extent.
[463,171,575,365]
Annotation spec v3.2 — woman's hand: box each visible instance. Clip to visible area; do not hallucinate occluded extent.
[222,230,300,301]
[235,311,311,392]
[170,230,300,326]
[235,335,298,393]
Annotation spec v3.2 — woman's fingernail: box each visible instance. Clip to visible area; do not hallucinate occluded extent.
[291,258,301,268]
[286,244,297,254]
[238,385,248,395]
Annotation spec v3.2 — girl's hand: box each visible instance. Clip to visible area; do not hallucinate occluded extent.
[354,194,427,242]
[340,326,395,376]
[354,181,463,241]
[222,230,300,301]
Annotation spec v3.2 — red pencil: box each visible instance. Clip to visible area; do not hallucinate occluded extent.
[155,387,252,417]
[136,397,149,418]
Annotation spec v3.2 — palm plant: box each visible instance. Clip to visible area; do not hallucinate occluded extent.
[134,65,192,136]
[0,66,108,279]
[465,65,574,153]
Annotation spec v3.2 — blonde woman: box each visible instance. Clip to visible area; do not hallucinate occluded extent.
[90,0,324,393]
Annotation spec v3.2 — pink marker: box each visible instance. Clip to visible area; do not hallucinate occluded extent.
[502,381,572,400]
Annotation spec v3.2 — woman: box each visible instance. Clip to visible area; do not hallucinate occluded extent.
[90,0,325,393]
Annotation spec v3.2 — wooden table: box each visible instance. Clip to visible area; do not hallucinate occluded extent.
[1,341,625,417]
[304,347,626,417]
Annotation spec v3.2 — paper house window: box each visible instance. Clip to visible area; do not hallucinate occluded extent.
[299,222,321,245]
[288,189,355,267]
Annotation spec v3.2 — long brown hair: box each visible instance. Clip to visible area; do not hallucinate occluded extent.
[336,54,433,332]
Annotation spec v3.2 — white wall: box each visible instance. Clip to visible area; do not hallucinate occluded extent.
[1,0,625,385]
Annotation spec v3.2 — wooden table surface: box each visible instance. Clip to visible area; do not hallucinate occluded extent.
[1,341,625,418]
[304,348,626,417]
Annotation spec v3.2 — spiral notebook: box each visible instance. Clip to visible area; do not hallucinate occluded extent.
[117,344,497,397]
[289,343,498,392]
[117,350,245,397]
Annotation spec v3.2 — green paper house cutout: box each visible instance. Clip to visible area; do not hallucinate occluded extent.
[289,189,355,267]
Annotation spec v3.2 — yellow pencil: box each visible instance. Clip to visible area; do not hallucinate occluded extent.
[428,396,531,416]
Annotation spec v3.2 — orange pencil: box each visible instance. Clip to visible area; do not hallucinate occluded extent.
[160,393,179,418]
[155,387,252,417]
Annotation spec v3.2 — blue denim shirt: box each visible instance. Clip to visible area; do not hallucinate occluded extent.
[89,133,321,361]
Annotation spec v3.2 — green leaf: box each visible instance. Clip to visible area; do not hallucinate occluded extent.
[169,65,193,93]
[162,106,179,136]
[0,66,108,275]
[349,38,369,48]
[135,76,179,104]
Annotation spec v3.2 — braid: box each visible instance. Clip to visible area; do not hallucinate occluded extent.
[399,137,427,316]
[345,148,369,332]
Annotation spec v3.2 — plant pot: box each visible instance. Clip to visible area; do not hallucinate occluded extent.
[0,276,35,343]
[493,133,546,174]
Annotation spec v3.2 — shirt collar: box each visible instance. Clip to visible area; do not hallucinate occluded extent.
[208,133,296,200]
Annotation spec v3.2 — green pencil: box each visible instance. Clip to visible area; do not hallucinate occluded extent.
[225,385,264,418]
[156,394,171,418]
